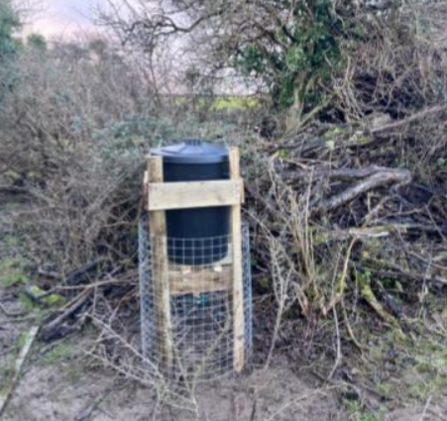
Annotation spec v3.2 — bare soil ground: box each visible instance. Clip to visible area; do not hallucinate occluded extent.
[2,294,447,421]
[1,299,345,421]
[2,364,343,421]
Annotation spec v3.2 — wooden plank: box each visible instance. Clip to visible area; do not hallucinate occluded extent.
[147,156,173,370]
[229,147,245,373]
[148,179,244,211]
[169,266,232,296]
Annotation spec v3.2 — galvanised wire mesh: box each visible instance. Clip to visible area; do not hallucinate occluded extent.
[138,213,252,382]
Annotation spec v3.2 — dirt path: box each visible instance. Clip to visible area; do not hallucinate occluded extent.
[2,360,344,421]
[3,287,447,421]
[1,307,345,421]
[3,305,447,421]
[0,202,345,421]
[1,281,346,421]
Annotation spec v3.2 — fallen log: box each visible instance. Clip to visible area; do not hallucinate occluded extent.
[370,105,446,134]
[64,259,104,287]
[40,289,93,342]
[318,168,412,213]
[370,268,447,288]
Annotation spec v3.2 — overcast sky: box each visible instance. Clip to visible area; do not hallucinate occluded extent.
[25,0,104,38]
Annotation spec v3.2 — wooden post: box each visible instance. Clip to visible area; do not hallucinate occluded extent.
[229,147,245,372]
[147,155,173,370]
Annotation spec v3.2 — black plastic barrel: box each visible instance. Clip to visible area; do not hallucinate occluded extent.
[151,140,230,266]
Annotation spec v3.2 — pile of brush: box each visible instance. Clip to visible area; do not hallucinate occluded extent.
[244,105,447,356]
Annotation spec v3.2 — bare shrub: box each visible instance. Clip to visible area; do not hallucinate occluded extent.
[0,39,175,273]
[0,36,253,275]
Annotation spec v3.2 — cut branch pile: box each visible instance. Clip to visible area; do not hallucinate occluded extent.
[244,106,447,343]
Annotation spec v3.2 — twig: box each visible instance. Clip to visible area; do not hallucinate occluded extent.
[55,276,133,291]
[328,305,342,380]
[326,237,357,312]
[428,408,447,421]
[418,396,432,421]
[37,268,61,280]
[341,301,365,352]
[0,326,40,418]
[0,302,27,318]
[74,388,113,421]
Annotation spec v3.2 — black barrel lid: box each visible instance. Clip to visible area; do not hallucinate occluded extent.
[151,139,229,164]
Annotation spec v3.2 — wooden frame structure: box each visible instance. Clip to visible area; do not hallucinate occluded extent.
[144,147,246,373]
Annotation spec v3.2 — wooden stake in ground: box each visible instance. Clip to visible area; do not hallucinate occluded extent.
[147,155,173,371]
[0,326,40,418]
[229,147,245,373]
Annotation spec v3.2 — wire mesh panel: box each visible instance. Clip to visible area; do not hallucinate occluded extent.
[138,213,252,381]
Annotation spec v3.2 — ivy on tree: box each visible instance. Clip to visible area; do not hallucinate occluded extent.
[234,0,345,118]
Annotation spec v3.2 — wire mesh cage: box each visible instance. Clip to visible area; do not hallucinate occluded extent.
[138,213,252,382]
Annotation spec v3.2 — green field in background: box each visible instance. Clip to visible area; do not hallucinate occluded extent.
[170,95,260,111]
[211,96,259,110]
